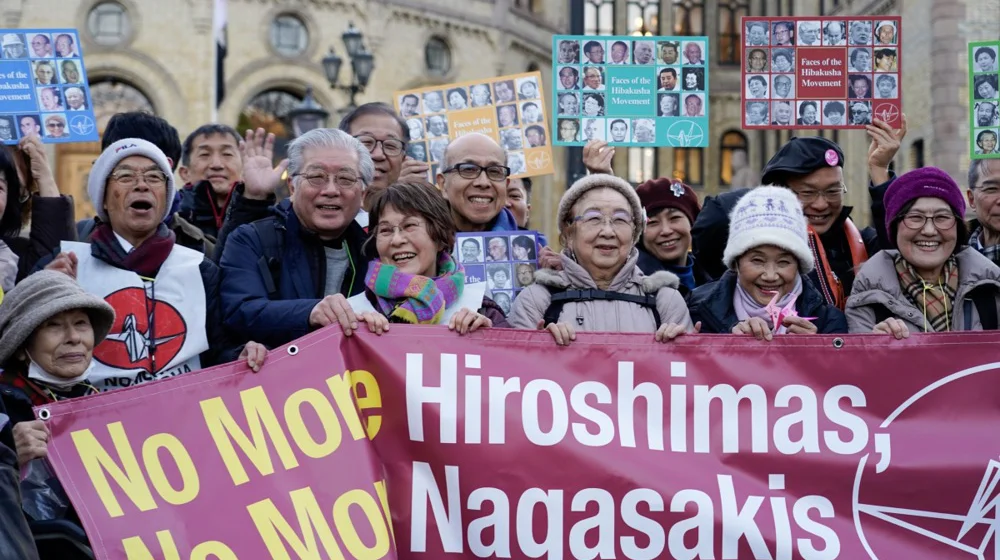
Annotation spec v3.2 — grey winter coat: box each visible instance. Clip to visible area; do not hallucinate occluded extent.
[846,248,1000,333]
[509,249,693,333]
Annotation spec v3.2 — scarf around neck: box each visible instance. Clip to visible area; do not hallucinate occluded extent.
[90,222,176,277]
[733,274,804,334]
[893,252,959,332]
[365,252,465,324]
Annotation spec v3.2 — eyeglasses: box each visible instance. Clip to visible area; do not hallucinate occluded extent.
[793,186,846,204]
[292,171,361,189]
[355,135,405,157]
[110,169,167,188]
[901,213,957,230]
[45,122,65,129]
[374,219,427,239]
[442,163,510,182]
[573,210,633,231]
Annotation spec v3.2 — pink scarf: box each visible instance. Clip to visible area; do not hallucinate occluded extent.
[733,274,803,334]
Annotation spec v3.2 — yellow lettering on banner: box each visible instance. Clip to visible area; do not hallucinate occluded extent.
[333,489,391,558]
[122,530,236,560]
[200,387,299,486]
[71,423,157,518]
[247,487,345,560]
[350,370,383,440]
[326,372,366,440]
[122,530,180,559]
[142,434,200,506]
[374,480,396,545]
[284,388,343,459]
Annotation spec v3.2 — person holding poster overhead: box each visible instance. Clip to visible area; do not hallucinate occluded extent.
[346,182,509,334]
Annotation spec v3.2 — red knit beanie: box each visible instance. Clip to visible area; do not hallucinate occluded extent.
[635,177,700,225]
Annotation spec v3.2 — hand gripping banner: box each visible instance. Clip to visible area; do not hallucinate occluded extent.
[41,327,1000,559]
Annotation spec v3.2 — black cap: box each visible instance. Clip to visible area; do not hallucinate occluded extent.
[760,136,845,186]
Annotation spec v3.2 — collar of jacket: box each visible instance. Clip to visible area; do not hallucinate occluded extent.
[535,248,680,294]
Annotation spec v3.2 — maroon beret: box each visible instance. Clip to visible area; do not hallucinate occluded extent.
[635,177,700,225]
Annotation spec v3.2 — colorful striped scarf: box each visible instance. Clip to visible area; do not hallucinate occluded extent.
[364,252,465,324]
[893,252,959,332]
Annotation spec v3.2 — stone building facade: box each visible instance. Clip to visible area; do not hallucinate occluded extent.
[3,0,569,237]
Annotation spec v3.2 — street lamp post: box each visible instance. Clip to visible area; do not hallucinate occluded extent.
[321,22,375,115]
[286,86,330,137]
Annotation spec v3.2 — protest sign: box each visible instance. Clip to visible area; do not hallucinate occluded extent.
[42,337,397,559]
[552,35,710,147]
[393,72,554,183]
[970,41,1000,159]
[44,327,1000,559]
[454,231,540,312]
[0,28,98,144]
[741,17,903,130]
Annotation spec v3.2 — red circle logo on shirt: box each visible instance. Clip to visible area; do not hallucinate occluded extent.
[93,287,188,374]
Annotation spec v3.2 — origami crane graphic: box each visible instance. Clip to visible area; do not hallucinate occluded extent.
[763,291,817,331]
[103,313,181,365]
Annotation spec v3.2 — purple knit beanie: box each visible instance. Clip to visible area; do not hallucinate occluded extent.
[884,167,966,238]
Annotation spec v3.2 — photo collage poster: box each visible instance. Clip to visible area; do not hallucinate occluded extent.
[551,35,710,147]
[454,231,541,316]
[740,17,903,130]
[393,72,555,184]
[970,40,1000,159]
[0,28,98,144]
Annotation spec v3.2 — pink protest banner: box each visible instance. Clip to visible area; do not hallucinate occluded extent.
[41,329,397,559]
[44,326,1000,558]
[741,16,903,130]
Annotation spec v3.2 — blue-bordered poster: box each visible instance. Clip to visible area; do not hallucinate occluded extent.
[551,35,710,147]
[0,29,98,144]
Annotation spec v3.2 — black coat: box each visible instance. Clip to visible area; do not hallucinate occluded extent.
[686,270,848,334]
[4,196,75,283]
[178,181,228,243]
[691,188,880,297]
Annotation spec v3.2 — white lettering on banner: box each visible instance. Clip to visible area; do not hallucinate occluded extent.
[409,462,840,559]
[404,353,869,455]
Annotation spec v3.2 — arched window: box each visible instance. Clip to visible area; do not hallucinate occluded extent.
[270,14,309,57]
[425,37,452,75]
[584,0,615,36]
[718,0,750,64]
[673,148,703,187]
[627,0,659,35]
[672,0,705,36]
[88,78,155,130]
[238,89,306,140]
[719,130,748,186]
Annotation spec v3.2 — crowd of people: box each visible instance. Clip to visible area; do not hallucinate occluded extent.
[1,61,999,560]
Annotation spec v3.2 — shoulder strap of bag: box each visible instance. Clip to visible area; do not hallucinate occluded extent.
[542,287,661,329]
[252,220,285,298]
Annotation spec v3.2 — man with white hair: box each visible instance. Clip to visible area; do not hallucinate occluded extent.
[64,87,87,111]
[219,128,374,348]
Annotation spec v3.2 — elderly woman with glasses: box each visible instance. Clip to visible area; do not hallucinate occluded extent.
[345,182,508,335]
[44,139,265,392]
[509,174,692,345]
[847,167,1000,338]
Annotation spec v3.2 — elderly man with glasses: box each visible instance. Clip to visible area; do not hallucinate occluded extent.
[219,128,377,348]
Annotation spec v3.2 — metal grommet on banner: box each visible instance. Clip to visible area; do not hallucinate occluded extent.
[38,408,51,421]
[832,337,845,349]
[287,345,299,356]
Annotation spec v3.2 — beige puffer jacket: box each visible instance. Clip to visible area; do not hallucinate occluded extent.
[509,249,692,332]
[846,248,1000,333]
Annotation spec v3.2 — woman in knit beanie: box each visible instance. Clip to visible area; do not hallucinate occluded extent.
[509,173,692,345]
[846,167,1000,337]
[687,186,847,337]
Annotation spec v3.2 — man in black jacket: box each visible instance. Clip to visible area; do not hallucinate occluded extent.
[177,124,246,243]
[692,136,882,309]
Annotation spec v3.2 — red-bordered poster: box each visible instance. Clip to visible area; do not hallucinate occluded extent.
[741,17,903,130]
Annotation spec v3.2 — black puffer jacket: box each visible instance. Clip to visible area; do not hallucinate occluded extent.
[686,270,848,334]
